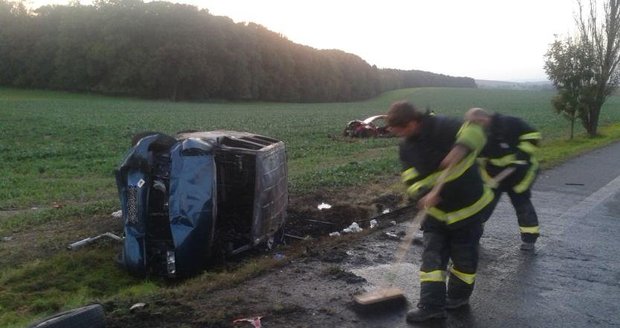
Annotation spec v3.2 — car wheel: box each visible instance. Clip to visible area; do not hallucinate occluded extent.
[28,304,105,328]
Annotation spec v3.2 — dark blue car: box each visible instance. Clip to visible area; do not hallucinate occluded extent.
[115,131,288,278]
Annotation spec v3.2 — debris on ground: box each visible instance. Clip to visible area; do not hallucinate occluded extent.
[384,232,400,240]
[369,219,378,229]
[412,230,424,245]
[67,232,123,250]
[111,210,122,219]
[342,222,363,233]
[129,303,147,312]
[233,316,263,328]
[317,202,332,210]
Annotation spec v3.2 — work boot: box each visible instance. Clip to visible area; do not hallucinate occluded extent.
[406,305,447,322]
[445,297,469,310]
[520,242,535,251]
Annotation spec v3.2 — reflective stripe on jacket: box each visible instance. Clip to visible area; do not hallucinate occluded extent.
[399,115,492,227]
[480,114,541,193]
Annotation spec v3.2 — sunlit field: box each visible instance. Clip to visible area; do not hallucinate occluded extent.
[3,86,620,212]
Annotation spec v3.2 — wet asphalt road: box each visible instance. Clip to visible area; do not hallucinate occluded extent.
[354,142,620,327]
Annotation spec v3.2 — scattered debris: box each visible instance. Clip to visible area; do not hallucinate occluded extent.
[111,210,122,218]
[412,230,424,245]
[233,316,263,328]
[385,232,400,240]
[1,236,13,242]
[129,303,147,312]
[284,233,309,241]
[317,202,332,210]
[369,219,378,229]
[342,222,363,233]
[329,232,341,237]
[304,218,334,225]
[390,220,397,225]
[382,208,391,214]
[68,232,123,250]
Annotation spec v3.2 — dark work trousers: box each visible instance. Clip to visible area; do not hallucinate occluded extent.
[419,217,484,309]
[483,183,540,243]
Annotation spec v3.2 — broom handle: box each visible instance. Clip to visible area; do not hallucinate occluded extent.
[393,166,453,263]
[393,209,427,263]
[492,166,516,183]
[393,166,515,264]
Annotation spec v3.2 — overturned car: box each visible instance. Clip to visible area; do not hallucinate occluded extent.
[343,115,392,138]
[115,131,288,278]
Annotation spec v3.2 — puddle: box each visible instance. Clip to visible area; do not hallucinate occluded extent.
[351,262,419,298]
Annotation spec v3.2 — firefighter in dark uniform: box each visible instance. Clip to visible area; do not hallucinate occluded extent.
[465,108,541,250]
[386,101,493,322]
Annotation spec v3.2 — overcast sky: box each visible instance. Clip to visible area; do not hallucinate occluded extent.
[29,0,582,82]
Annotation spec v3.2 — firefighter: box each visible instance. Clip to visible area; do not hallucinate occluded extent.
[464,107,541,250]
[386,101,493,322]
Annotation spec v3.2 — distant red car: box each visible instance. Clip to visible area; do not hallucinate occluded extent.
[343,115,392,138]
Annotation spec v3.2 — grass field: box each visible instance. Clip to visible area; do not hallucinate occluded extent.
[3,86,620,212]
[2,86,620,326]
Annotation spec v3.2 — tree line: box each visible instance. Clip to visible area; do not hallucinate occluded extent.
[0,0,476,102]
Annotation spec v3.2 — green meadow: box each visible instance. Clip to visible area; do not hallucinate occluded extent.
[4,86,620,212]
[2,86,620,326]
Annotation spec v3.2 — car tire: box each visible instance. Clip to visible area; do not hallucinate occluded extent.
[28,304,106,328]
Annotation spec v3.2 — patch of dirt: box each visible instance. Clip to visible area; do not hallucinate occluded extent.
[7,176,418,327]
[104,212,420,328]
[102,177,420,328]
[284,179,405,239]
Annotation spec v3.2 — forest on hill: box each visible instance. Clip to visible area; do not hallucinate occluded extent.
[0,0,476,102]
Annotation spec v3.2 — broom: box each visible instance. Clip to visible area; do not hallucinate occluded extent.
[353,166,515,306]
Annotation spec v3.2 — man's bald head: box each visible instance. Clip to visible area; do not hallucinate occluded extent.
[465,107,492,126]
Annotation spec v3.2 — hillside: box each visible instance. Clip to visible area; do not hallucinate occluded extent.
[0,0,474,102]
[476,79,554,91]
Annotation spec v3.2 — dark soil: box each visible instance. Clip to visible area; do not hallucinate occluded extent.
[284,186,404,238]
[101,179,420,328]
[104,210,420,328]
[5,177,417,328]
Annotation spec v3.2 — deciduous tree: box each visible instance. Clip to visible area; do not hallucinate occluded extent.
[545,0,620,137]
